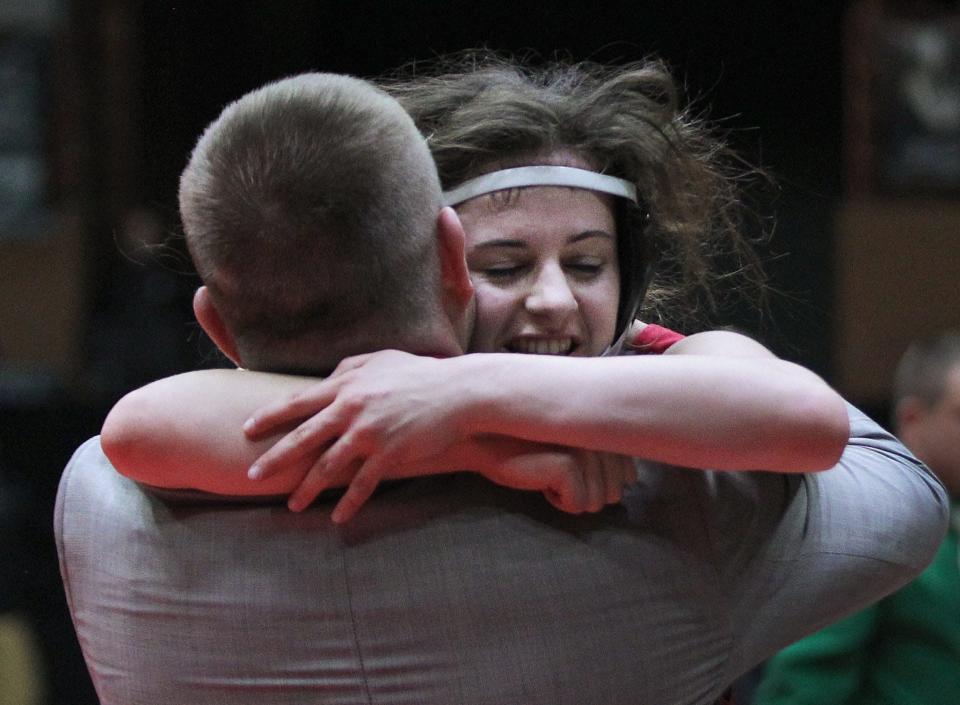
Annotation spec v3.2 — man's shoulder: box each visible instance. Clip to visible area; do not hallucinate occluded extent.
[61,436,117,495]
[59,435,143,512]
[67,435,109,465]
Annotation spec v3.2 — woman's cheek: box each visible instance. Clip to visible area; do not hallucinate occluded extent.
[469,283,514,352]
[597,279,622,349]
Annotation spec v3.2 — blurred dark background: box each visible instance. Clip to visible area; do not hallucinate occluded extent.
[1,1,958,703]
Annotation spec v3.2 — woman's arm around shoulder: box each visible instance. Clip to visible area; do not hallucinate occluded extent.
[456,327,850,472]
[101,369,317,495]
[243,327,850,490]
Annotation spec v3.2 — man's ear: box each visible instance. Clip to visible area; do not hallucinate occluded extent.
[436,206,474,308]
[193,286,244,367]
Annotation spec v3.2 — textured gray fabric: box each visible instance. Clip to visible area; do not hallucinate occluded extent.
[56,404,948,705]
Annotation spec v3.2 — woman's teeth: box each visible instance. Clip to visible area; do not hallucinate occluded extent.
[508,339,574,355]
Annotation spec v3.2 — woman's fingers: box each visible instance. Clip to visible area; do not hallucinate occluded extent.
[287,456,333,512]
[579,451,634,511]
[542,488,567,513]
[602,454,627,505]
[544,460,588,514]
[287,453,361,512]
[243,379,341,439]
[579,452,607,513]
[248,407,342,480]
[286,431,372,514]
[284,439,635,519]
[330,453,394,523]
[329,353,375,378]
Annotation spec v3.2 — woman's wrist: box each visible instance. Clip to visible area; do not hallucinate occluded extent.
[441,353,504,441]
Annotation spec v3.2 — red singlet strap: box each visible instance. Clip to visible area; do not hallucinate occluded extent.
[628,323,685,354]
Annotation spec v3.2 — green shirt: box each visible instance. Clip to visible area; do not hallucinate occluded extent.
[754,503,960,705]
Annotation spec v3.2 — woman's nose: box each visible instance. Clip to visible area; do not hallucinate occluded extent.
[524,266,577,319]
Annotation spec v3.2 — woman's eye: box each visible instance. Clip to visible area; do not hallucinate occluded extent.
[483,264,525,279]
[566,261,604,276]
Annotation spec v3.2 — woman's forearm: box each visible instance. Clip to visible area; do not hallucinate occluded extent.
[101,369,317,494]
[101,369,627,512]
[448,332,849,472]
[107,329,849,500]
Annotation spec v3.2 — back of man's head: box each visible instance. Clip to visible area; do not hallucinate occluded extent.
[180,73,445,373]
[893,332,960,413]
[892,330,960,494]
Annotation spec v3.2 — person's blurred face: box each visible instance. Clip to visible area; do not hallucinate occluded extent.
[458,185,619,356]
[902,362,960,497]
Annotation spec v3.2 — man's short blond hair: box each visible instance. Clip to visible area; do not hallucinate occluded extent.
[893,331,960,410]
[180,73,443,372]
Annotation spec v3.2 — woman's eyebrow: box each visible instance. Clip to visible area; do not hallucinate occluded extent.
[471,238,527,250]
[569,230,615,244]
[472,231,614,250]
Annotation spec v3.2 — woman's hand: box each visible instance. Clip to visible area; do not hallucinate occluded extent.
[295,434,637,522]
[480,444,637,517]
[243,350,471,507]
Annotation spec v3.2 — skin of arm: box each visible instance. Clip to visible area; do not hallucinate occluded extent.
[486,330,850,470]
[101,370,318,496]
[101,369,633,514]
[247,330,850,482]
[237,329,850,519]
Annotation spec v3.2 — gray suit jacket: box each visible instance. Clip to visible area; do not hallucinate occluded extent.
[56,404,948,705]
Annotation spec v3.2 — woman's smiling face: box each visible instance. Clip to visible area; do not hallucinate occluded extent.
[458,185,620,356]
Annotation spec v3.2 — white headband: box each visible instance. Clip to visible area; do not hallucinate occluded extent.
[441,165,638,207]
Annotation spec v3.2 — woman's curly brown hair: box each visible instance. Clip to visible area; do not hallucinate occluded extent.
[380,50,768,336]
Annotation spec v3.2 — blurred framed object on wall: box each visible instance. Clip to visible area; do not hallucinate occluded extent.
[0,0,87,383]
[845,0,960,196]
[0,34,51,238]
[0,0,64,240]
